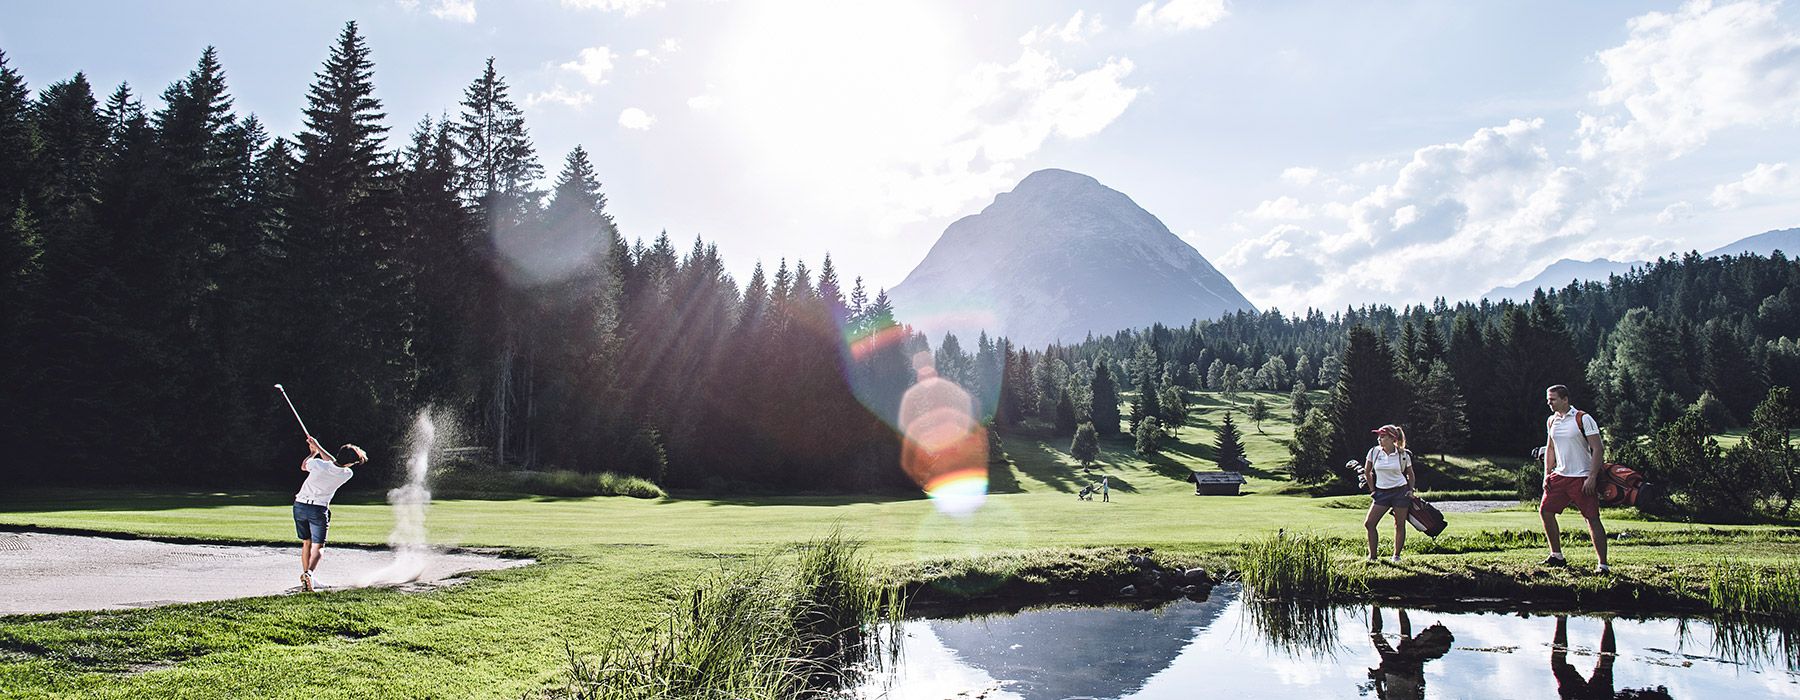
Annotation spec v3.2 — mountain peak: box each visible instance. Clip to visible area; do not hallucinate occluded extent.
[889,169,1256,347]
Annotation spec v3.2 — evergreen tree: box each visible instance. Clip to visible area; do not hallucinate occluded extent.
[1054,390,1078,436]
[1070,421,1099,470]
[1287,407,1336,484]
[1090,355,1121,436]
[1215,411,1247,471]
[1134,416,1161,456]
[1158,384,1187,435]
[1748,386,1797,517]
[1411,360,1469,466]
[1328,325,1403,474]
[1290,382,1313,423]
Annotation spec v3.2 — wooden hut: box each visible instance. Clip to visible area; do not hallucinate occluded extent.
[1190,471,1247,496]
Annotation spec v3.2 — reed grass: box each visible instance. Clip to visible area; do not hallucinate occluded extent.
[1237,531,1359,601]
[1707,559,1800,615]
[531,532,901,700]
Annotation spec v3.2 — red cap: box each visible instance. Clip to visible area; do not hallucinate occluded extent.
[1372,425,1401,439]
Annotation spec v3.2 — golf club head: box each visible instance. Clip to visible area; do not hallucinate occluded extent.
[274,383,285,391]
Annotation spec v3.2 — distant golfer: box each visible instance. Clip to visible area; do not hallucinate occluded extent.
[294,436,366,591]
[1101,475,1111,502]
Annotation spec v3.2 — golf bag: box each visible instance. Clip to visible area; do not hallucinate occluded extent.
[1596,463,1651,507]
[1077,484,1096,501]
[1406,496,1448,537]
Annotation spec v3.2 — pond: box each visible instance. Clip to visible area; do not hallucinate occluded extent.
[850,584,1800,699]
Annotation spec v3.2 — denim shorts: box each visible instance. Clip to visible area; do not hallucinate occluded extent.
[1372,486,1413,509]
[293,502,331,543]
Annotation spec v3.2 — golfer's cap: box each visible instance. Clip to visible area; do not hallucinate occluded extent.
[1372,425,1402,438]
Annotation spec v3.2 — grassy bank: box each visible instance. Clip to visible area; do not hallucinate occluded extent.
[2,390,1796,698]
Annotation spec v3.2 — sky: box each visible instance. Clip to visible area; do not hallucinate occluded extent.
[5,0,1800,313]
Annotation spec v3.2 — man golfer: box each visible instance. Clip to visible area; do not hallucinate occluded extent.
[294,436,366,591]
[1539,384,1610,573]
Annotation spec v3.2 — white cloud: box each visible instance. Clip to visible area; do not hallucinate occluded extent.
[660,38,680,53]
[1279,166,1319,186]
[619,107,656,130]
[1656,201,1694,224]
[633,49,650,58]
[1021,10,1105,45]
[1133,0,1228,32]
[525,85,593,110]
[561,0,664,15]
[1711,162,1800,209]
[561,47,617,85]
[1246,196,1312,220]
[1351,158,1400,177]
[430,0,476,22]
[1223,118,1605,310]
[1578,0,1800,198]
[687,94,720,111]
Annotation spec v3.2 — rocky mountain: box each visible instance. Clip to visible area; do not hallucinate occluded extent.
[1480,227,1800,301]
[888,169,1256,348]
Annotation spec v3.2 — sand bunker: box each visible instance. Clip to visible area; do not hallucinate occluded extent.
[0,531,532,616]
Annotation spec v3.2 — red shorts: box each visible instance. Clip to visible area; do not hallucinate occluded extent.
[1541,473,1600,519]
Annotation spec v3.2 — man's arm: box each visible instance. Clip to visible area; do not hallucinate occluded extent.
[1583,429,1605,495]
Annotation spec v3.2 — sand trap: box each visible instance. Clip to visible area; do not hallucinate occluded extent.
[0,531,532,616]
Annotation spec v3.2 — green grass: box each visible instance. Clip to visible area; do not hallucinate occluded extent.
[433,468,667,499]
[2,388,1798,698]
[1237,531,1359,600]
[1708,559,1800,615]
[532,532,899,700]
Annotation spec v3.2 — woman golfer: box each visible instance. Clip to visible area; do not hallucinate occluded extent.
[1363,424,1416,563]
[294,436,366,591]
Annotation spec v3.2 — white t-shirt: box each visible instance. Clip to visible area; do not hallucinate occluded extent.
[296,457,354,506]
[1365,446,1410,489]
[1547,408,1601,478]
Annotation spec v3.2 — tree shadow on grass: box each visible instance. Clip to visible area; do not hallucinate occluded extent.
[1016,442,1095,494]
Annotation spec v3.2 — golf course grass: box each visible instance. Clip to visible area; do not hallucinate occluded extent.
[2,391,1796,699]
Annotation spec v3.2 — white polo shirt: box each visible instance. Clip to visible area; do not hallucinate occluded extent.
[1547,408,1601,478]
[296,457,355,506]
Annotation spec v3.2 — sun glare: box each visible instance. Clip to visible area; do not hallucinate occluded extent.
[717,1,967,182]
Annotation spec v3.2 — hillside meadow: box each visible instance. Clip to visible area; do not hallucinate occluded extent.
[2,390,1796,699]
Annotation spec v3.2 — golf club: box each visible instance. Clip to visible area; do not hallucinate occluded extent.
[273,384,322,446]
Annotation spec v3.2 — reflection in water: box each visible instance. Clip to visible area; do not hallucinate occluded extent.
[1366,606,1453,700]
[852,584,1800,699]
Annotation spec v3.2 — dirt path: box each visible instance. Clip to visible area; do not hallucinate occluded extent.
[0,531,531,616]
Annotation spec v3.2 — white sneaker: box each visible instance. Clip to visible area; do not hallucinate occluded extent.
[1390,555,1402,564]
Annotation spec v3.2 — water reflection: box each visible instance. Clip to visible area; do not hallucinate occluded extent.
[1366,607,1453,700]
[852,585,1800,699]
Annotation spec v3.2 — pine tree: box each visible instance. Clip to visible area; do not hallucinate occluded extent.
[1134,416,1161,455]
[1215,411,1247,471]
[1411,360,1469,466]
[1748,387,1797,517]
[1286,407,1336,484]
[1290,382,1313,423]
[1090,356,1122,436]
[1071,421,1099,470]
[1054,391,1078,435]
[1328,325,1404,471]
[1158,385,1187,435]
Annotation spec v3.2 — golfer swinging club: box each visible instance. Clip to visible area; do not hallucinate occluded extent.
[278,385,367,592]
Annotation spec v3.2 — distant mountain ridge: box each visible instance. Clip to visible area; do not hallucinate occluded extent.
[888,169,1256,348]
[1481,227,1800,301]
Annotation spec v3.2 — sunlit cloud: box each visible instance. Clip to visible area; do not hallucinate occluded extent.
[716,2,1142,236]
[561,47,617,85]
[619,107,656,130]
[431,0,476,23]
[1711,162,1799,209]
[1245,196,1312,221]
[1656,201,1693,224]
[1020,10,1105,45]
[525,84,594,110]
[687,93,719,111]
[561,0,664,15]
[1279,166,1319,186]
[1578,0,1800,199]
[1133,0,1228,32]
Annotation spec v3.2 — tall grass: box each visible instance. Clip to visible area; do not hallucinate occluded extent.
[1237,531,1358,601]
[531,532,902,700]
[1706,559,1800,615]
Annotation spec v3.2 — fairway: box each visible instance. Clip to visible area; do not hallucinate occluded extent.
[2,392,1793,699]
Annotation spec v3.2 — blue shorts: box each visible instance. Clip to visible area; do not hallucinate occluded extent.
[1372,487,1413,509]
[293,502,331,543]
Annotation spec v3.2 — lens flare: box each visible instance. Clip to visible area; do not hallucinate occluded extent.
[898,352,989,516]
